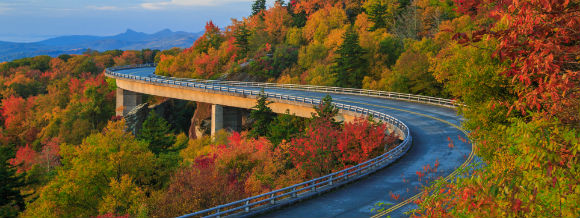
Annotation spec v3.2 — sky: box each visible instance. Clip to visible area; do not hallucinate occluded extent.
[0,0,275,42]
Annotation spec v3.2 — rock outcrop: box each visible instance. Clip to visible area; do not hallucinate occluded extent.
[189,102,212,139]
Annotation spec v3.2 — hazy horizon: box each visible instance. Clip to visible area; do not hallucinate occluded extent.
[0,0,276,42]
[0,28,199,43]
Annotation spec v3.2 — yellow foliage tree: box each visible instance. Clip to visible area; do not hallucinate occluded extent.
[302,6,347,43]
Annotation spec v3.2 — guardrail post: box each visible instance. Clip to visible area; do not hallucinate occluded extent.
[245,200,250,212]
[329,176,333,185]
[312,182,316,192]
[270,194,275,204]
[292,187,297,197]
[216,208,221,218]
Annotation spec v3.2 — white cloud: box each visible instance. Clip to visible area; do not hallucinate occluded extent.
[0,3,13,14]
[87,5,121,11]
[141,0,251,10]
[0,7,10,14]
[141,2,170,10]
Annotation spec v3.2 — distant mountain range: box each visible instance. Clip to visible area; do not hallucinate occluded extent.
[0,29,202,62]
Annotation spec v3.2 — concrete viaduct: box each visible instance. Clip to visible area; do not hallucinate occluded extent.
[106,64,473,218]
[115,77,360,136]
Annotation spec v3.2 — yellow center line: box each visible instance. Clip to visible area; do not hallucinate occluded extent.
[274,93,474,217]
[312,97,474,218]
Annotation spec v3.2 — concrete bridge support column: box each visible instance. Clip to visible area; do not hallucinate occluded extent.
[211,104,244,136]
[211,104,224,136]
[116,88,143,117]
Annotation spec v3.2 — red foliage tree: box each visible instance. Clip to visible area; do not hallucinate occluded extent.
[288,118,341,178]
[9,144,38,173]
[1,96,26,130]
[494,0,579,120]
[190,21,224,54]
[1,96,39,144]
[214,132,273,183]
[193,52,220,78]
[337,118,388,167]
[287,117,392,178]
[453,0,580,121]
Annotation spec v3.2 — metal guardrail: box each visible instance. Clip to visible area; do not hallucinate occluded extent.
[104,64,458,218]
[106,64,461,109]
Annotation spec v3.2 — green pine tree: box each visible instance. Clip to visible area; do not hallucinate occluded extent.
[365,0,399,31]
[268,110,305,146]
[333,27,368,88]
[138,112,176,155]
[367,0,388,30]
[379,36,405,67]
[234,24,251,56]
[249,91,275,138]
[251,0,266,16]
[0,147,26,218]
[312,95,341,126]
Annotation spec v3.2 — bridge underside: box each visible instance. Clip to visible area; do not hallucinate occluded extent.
[114,80,361,137]
[211,104,247,135]
[113,80,407,139]
[116,88,142,117]
[117,87,250,136]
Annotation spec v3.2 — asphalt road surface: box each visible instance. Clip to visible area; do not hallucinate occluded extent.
[114,67,472,218]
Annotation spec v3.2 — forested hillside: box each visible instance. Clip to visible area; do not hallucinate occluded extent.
[0,38,398,217]
[0,0,578,217]
[156,0,580,216]
[0,50,158,217]
[156,0,452,97]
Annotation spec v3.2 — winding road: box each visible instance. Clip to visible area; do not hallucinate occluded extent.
[107,66,472,218]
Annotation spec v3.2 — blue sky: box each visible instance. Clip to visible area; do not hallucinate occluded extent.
[0,0,274,42]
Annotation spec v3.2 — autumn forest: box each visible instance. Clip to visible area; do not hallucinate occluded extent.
[0,0,579,217]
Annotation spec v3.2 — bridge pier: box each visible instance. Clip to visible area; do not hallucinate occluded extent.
[211,104,244,136]
[116,88,143,117]
[211,104,223,136]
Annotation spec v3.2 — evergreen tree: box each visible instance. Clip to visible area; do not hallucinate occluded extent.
[379,36,405,67]
[268,110,304,146]
[138,112,176,154]
[251,0,266,16]
[367,0,388,30]
[249,91,275,138]
[0,147,26,218]
[365,0,399,31]
[287,2,307,27]
[333,28,368,88]
[234,24,251,56]
[313,95,341,126]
